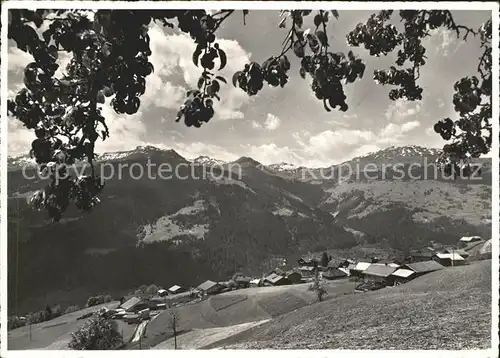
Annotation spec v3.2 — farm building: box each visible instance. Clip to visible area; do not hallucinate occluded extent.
[299,265,316,278]
[433,252,466,266]
[197,280,224,295]
[157,289,168,297]
[235,276,251,288]
[168,285,185,294]
[285,270,303,284]
[264,273,291,286]
[338,266,351,276]
[298,255,318,267]
[120,297,147,312]
[350,262,371,277]
[402,260,444,276]
[362,264,397,283]
[409,248,436,262]
[267,267,286,277]
[442,248,469,258]
[249,278,263,287]
[459,236,482,246]
[375,261,400,268]
[390,269,415,285]
[322,267,348,280]
[328,258,355,269]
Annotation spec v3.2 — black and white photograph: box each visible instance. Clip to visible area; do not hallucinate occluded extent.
[1,1,498,355]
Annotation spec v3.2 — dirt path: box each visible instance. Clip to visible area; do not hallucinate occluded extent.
[152,320,270,349]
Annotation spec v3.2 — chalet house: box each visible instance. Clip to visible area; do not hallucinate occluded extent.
[442,248,469,259]
[328,258,355,269]
[298,255,318,267]
[168,285,185,295]
[235,276,251,288]
[120,297,148,312]
[350,262,371,277]
[401,260,444,277]
[197,280,224,295]
[459,236,482,248]
[389,268,415,285]
[409,248,436,262]
[322,267,348,280]
[157,289,168,297]
[269,267,286,276]
[376,261,400,268]
[338,266,351,276]
[249,278,263,287]
[432,252,466,266]
[362,264,397,283]
[298,265,316,278]
[264,273,291,286]
[285,270,303,284]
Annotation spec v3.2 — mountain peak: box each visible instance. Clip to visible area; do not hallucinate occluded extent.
[267,162,298,172]
[233,156,262,167]
[192,156,226,166]
[97,146,185,162]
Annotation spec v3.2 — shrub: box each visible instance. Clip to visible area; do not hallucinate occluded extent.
[64,305,81,314]
[146,284,159,296]
[86,294,112,308]
[68,314,123,350]
[7,316,26,330]
[308,269,327,302]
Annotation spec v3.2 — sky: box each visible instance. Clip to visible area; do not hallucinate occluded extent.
[6,9,492,167]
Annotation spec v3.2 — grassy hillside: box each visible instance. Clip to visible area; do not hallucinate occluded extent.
[143,279,355,348]
[210,260,492,349]
[7,301,122,350]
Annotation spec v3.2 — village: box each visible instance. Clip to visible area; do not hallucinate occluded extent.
[104,235,490,328]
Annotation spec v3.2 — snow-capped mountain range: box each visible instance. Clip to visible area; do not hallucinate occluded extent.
[8,144,445,172]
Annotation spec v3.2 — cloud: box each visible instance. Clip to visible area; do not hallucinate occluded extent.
[263,113,281,131]
[94,106,149,154]
[379,120,421,139]
[7,46,33,75]
[428,27,465,57]
[251,113,281,131]
[145,25,252,120]
[7,118,34,157]
[385,99,422,123]
[245,143,307,165]
[251,120,262,129]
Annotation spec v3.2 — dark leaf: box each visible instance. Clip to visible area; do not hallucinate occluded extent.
[232,71,242,87]
[331,10,339,19]
[192,46,203,67]
[323,99,331,112]
[293,41,305,58]
[314,14,322,27]
[211,79,220,93]
[299,67,306,79]
[218,48,227,70]
[215,75,227,84]
[323,11,329,23]
[197,77,205,89]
